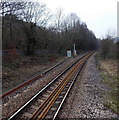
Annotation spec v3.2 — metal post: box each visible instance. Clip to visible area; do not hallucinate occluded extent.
[73,43,77,56]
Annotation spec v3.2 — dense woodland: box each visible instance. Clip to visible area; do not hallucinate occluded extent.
[1,2,99,57]
[100,36,118,59]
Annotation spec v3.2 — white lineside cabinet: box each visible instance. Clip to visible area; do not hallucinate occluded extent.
[67,50,71,57]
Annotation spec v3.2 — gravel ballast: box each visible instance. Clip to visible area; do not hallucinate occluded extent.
[2,54,86,118]
[58,53,118,119]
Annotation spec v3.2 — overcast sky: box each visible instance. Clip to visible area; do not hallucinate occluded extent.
[33,0,118,38]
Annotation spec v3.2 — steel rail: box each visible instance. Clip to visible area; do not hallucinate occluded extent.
[7,52,91,120]
[31,56,85,119]
[52,54,90,120]
[1,58,69,98]
[31,53,92,120]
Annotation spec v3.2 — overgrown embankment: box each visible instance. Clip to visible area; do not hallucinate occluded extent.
[95,53,119,114]
[2,54,64,93]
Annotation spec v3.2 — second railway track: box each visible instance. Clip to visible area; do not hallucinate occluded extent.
[1,58,69,98]
[7,52,93,120]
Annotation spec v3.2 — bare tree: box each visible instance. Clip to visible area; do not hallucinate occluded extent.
[1,2,26,50]
[0,2,25,16]
[101,29,117,58]
[52,8,65,32]
[19,2,51,26]
[18,2,51,55]
[67,13,79,28]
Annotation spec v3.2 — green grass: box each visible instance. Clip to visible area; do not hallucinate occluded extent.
[95,54,119,114]
[104,91,119,114]
[101,72,119,114]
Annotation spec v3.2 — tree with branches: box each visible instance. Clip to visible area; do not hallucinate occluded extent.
[19,2,51,55]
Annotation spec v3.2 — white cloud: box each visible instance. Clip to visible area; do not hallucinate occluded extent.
[33,0,118,38]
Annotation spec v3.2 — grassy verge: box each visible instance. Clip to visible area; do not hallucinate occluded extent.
[95,53,119,114]
[2,54,66,93]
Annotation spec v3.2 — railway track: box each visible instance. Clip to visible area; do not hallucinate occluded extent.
[1,58,69,98]
[7,52,93,120]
